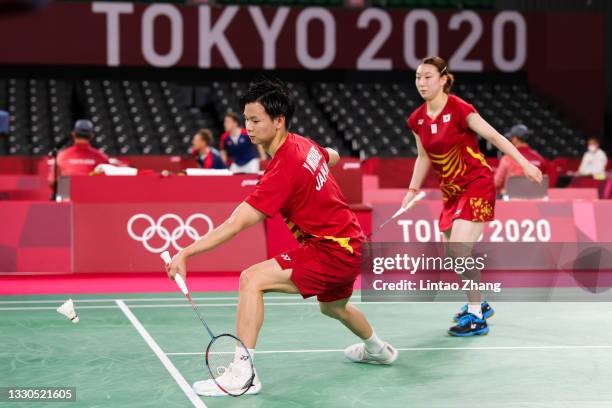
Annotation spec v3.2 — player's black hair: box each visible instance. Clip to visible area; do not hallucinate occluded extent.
[240,77,295,130]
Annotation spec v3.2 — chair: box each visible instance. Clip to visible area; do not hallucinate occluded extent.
[504,175,549,200]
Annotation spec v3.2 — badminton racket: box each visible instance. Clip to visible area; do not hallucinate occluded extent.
[161,251,255,397]
[368,190,426,238]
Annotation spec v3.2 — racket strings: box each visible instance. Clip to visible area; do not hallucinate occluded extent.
[206,335,255,396]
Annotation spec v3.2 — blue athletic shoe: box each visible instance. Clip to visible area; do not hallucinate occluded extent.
[453,301,494,322]
[448,313,489,337]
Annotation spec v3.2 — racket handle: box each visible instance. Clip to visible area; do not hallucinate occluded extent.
[410,190,426,206]
[160,251,189,295]
[174,273,190,296]
[160,251,172,265]
[393,190,427,218]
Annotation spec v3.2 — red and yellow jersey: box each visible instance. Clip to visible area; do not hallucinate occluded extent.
[407,94,493,201]
[246,133,363,253]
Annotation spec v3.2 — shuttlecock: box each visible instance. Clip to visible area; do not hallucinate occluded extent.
[57,299,79,324]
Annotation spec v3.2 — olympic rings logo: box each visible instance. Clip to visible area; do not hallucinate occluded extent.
[127,213,213,253]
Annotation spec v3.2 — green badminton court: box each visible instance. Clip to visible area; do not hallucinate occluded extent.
[2,293,612,407]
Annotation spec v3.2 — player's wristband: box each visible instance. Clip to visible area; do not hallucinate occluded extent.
[408,187,420,193]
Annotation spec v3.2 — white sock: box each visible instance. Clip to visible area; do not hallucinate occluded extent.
[233,346,255,370]
[363,331,384,354]
[467,303,483,319]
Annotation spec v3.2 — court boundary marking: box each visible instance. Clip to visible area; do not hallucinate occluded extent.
[115,300,207,408]
[165,345,612,355]
[4,299,612,311]
[5,300,607,356]
[2,296,610,305]
[5,298,612,407]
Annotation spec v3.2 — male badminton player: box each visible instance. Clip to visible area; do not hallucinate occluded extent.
[403,56,543,336]
[166,77,397,397]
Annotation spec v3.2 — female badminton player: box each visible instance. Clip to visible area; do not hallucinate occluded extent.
[403,56,543,336]
[166,77,397,397]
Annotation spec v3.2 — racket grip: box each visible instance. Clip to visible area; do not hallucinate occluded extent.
[160,251,172,265]
[414,190,427,202]
[392,190,427,218]
[174,273,189,296]
[160,251,189,295]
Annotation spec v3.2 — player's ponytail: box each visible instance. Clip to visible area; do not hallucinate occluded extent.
[443,72,454,94]
[422,56,454,94]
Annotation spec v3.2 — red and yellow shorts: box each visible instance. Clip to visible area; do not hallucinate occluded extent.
[439,177,496,232]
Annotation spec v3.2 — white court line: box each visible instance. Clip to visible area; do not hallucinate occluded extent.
[0,301,454,311]
[166,345,612,356]
[5,300,612,311]
[1,305,119,311]
[0,295,339,304]
[115,300,207,408]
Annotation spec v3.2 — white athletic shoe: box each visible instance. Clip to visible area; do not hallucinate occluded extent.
[193,363,261,397]
[344,342,398,365]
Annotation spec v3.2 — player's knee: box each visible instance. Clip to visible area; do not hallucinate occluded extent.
[239,267,260,292]
[319,304,347,320]
[446,242,471,259]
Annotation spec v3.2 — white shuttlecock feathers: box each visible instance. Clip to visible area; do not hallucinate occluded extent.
[57,299,79,323]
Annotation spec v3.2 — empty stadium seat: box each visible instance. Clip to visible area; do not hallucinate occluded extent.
[0,76,591,160]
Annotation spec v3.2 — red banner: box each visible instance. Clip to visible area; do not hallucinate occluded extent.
[0,202,71,273]
[370,201,604,243]
[1,200,611,274]
[331,158,363,203]
[72,202,267,272]
[0,4,601,73]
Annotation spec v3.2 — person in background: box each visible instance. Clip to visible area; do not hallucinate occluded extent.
[577,137,607,179]
[48,119,109,186]
[220,111,267,173]
[191,128,226,169]
[494,124,548,193]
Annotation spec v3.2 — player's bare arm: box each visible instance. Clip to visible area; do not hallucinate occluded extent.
[325,147,340,167]
[408,132,431,189]
[402,132,432,208]
[166,202,266,280]
[466,112,543,184]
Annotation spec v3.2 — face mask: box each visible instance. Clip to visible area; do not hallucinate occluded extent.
[588,145,598,153]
